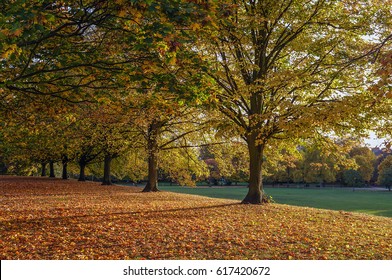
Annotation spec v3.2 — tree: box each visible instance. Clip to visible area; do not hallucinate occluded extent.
[85,0,214,190]
[87,103,131,185]
[197,0,392,203]
[128,100,211,192]
[262,142,302,184]
[352,155,375,183]
[377,155,392,191]
[0,92,76,178]
[160,147,209,187]
[212,140,249,185]
[108,148,148,183]
[302,148,337,185]
[71,107,112,182]
[343,169,364,188]
[378,167,392,191]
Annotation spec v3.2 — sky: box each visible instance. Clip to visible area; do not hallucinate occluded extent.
[364,131,386,148]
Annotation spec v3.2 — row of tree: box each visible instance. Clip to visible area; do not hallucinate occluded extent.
[1,0,392,203]
[3,127,392,190]
[203,141,392,189]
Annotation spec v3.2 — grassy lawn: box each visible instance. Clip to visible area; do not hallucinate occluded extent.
[159,186,392,217]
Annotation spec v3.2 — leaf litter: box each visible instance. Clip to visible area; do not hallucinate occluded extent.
[0,176,391,259]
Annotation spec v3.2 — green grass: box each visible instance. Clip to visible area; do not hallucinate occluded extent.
[158,186,392,218]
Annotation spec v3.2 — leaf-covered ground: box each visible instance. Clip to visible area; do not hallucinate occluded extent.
[1,176,391,260]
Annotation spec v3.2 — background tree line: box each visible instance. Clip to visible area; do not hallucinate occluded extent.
[202,140,392,189]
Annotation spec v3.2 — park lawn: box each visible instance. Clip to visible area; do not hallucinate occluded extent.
[159,186,392,217]
[1,176,391,260]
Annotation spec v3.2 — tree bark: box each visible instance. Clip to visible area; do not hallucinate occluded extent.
[142,122,160,192]
[102,154,112,185]
[62,155,68,180]
[49,160,55,178]
[242,136,264,204]
[40,162,47,177]
[78,163,86,181]
[143,150,159,192]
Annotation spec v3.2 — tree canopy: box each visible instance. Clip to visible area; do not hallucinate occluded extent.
[1,0,392,204]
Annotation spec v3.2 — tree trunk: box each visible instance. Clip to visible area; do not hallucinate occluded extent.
[102,154,112,185]
[62,156,68,180]
[49,160,55,178]
[242,137,264,204]
[143,149,159,192]
[143,122,160,192]
[78,163,86,181]
[40,162,47,177]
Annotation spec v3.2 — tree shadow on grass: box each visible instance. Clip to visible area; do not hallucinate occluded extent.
[1,202,241,230]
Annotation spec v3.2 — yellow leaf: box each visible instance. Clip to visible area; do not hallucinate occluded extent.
[191,23,201,31]
[1,44,18,59]
[168,55,177,65]
[118,9,127,17]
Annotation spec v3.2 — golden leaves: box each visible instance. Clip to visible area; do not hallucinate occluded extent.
[1,176,392,260]
[0,27,23,38]
[190,23,201,31]
[1,44,20,59]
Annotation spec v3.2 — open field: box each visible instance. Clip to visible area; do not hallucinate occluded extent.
[159,186,392,217]
[1,176,391,260]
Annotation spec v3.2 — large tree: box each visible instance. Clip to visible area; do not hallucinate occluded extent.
[197,0,392,203]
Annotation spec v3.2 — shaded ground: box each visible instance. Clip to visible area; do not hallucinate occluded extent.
[0,176,391,260]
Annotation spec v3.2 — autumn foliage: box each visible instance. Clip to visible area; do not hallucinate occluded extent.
[1,176,391,260]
